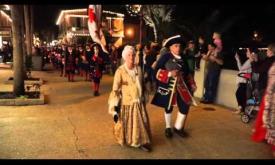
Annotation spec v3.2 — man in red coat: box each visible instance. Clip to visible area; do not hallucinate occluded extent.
[151,35,197,138]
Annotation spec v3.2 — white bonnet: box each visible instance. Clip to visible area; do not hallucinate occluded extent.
[122,45,135,60]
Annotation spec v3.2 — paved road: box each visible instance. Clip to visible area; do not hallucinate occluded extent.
[0,66,273,159]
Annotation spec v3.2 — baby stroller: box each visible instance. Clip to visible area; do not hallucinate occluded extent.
[238,72,260,123]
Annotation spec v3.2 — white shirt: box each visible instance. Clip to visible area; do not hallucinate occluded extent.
[236,59,252,84]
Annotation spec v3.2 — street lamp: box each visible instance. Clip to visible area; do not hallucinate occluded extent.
[125,5,143,44]
[126,27,134,38]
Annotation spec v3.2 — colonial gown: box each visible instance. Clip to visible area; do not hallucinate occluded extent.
[108,64,151,147]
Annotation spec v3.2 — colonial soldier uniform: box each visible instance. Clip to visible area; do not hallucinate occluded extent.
[90,44,104,96]
[65,46,77,82]
[151,35,197,138]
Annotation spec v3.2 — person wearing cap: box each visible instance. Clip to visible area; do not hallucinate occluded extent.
[151,35,197,138]
[108,45,152,152]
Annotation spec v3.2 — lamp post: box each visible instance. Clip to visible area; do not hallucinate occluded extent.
[126,5,142,44]
[139,11,143,45]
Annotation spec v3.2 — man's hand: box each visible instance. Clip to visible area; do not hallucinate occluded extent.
[209,55,216,62]
[170,70,179,77]
[251,53,258,62]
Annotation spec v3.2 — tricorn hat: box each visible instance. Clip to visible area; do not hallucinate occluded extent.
[163,35,183,48]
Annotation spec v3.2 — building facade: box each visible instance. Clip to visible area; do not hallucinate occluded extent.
[56,8,125,47]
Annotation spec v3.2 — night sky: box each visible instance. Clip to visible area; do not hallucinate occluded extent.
[32,4,275,46]
[30,3,275,70]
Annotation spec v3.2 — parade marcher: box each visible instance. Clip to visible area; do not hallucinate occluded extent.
[86,45,93,81]
[110,45,119,74]
[151,35,197,138]
[79,46,90,81]
[75,45,82,75]
[59,45,67,77]
[90,44,104,96]
[65,45,77,82]
[108,45,152,152]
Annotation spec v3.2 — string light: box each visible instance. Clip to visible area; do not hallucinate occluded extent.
[125,4,142,17]
[106,17,124,20]
[66,14,88,18]
[0,10,12,22]
[56,9,87,25]
[72,33,90,36]
[102,10,124,17]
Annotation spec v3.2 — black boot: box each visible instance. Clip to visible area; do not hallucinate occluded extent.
[165,128,173,138]
[94,91,99,96]
[173,127,189,138]
[139,144,152,152]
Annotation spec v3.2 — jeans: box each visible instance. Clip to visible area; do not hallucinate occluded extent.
[235,83,247,111]
[203,69,221,102]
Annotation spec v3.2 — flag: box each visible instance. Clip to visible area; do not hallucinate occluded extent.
[88,5,108,53]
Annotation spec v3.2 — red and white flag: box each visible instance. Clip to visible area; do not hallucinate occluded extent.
[88,5,108,53]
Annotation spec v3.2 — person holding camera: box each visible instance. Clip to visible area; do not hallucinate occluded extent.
[108,45,152,152]
[234,48,253,114]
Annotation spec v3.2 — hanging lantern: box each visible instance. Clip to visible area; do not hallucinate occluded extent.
[125,4,142,17]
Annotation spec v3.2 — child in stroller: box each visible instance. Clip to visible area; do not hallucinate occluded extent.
[238,72,260,123]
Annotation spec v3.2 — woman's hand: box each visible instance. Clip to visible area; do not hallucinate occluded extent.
[191,84,197,92]
[114,114,119,123]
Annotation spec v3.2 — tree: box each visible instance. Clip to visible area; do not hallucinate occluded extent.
[141,5,175,42]
[11,5,25,96]
[24,5,32,56]
[30,5,34,48]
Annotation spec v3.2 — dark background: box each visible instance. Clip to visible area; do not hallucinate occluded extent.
[32,3,275,70]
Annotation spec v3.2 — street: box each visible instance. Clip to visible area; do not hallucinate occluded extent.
[0,66,273,159]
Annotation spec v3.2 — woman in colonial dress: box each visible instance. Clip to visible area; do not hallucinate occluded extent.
[108,45,152,152]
